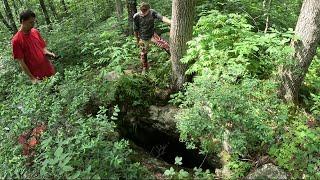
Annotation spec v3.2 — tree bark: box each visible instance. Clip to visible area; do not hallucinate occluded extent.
[39,0,52,30]
[115,0,123,20]
[279,0,320,103]
[0,11,13,32]
[2,0,18,33]
[47,0,58,19]
[263,0,272,33]
[126,0,137,35]
[170,0,196,90]
[115,0,124,31]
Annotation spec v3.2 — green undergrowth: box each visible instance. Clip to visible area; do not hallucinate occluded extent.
[0,15,170,178]
[170,10,320,179]
[1,5,319,180]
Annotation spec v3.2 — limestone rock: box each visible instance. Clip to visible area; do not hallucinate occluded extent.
[245,163,287,180]
[121,105,180,143]
[148,105,180,137]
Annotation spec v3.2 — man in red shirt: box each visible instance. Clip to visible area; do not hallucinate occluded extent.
[12,10,56,83]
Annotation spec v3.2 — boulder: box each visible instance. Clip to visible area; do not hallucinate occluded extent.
[147,105,180,137]
[120,105,180,146]
[245,163,287,180]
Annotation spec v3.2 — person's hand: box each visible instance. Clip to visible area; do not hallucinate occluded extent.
[31,78,39,84]
[46,52,56,58]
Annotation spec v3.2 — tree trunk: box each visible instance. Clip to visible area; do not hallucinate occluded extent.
[39,0,52,30]
[2,0,18,33]
[0,11,13,32]
[115,0,124,31]
[279,0,320,103]
[115,0,123,20]
[47,0,58,19]
[263,0,272,33]
[126,0,137,35]
[170,0,196,90]
[60,0,68,15]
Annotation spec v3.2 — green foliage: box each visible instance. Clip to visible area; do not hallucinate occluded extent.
[163,157,215,179]
[269,114,320,179]
[182,10,294,81]
[0,66,151,178]
[304,51,320,117]
[310,94,320,117]
[0,3,171,176]
[173,72,289,163]
[114,74,155,107]
[200,0,302,31]
[80,18,139,70]
[0,19,154,179]
[1,104,149,179]
[2,1,319,179]
[171,10,318,179]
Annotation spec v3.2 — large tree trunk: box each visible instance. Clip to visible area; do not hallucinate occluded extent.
[126,0,137,35]
[39,0,52,30]
[115,0,124,31]
[170,0,196,90]
[2,0,18,33]
[115,0,123,20]
[47,0,58,19]
[279,0,320,103]
[0,11,13,32]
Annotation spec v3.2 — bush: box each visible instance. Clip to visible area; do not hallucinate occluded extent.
[171,10,318,179]
[0,29,152,178]
[182,10,293,81]
[172,71,290,178]
[269,114,320,179]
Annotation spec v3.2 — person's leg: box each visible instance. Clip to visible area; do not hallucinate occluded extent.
[151,33,170,55]
[139,40,150,72]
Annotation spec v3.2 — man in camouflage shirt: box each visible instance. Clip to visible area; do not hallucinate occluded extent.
[133,2,171,73]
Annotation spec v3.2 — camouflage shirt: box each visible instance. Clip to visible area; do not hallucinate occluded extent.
[133,9,163,40]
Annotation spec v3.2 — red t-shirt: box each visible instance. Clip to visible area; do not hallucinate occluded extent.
[12,28,55,79]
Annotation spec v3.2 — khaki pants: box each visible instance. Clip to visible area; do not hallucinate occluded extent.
[139,33,170,69]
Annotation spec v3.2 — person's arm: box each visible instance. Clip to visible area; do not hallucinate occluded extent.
[152,10,171,26]
[133,14,140,44]
[43,48,56,58]
[12,38,38,83]
[16,58,38,83]
[35,29,56,58]
[162,16,171,26]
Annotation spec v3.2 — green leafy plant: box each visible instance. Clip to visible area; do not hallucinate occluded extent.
[163,156,215,179]
[182,10,294,82]
[269,116,320,179]
[170,11,303,179]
